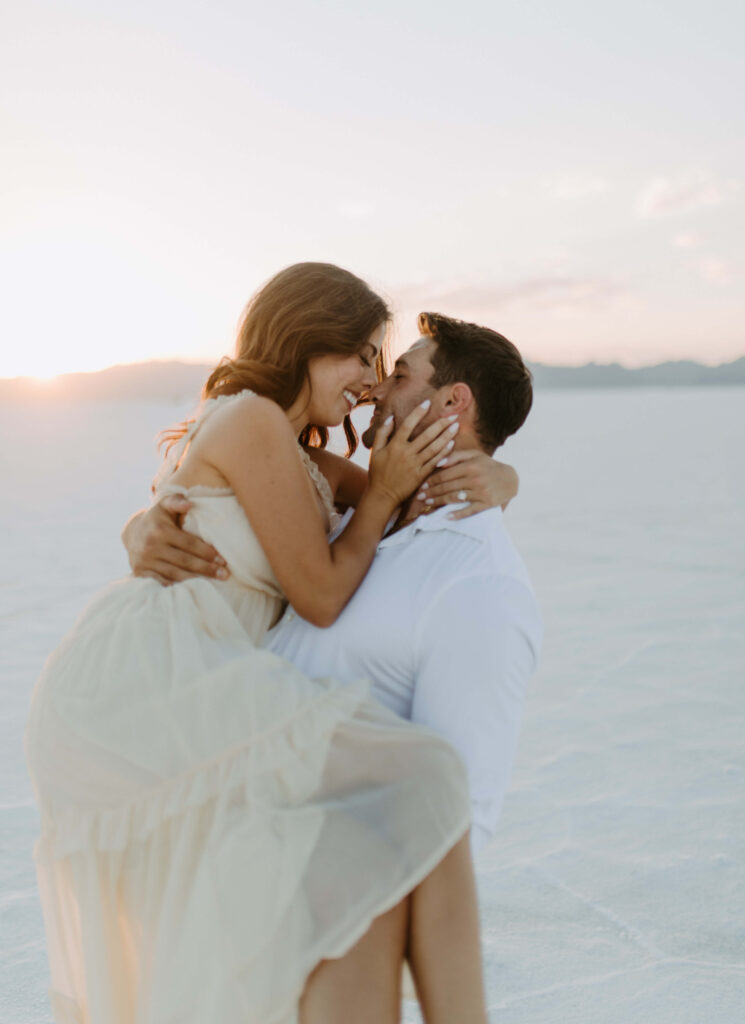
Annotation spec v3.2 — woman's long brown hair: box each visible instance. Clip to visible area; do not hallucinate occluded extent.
[161,262,391,458]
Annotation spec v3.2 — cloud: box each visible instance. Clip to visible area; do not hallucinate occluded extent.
[636,171,740,219]
[672,231,702,249]
[396,275,626,320]
[698,258,734,285]
[548,174,610,200]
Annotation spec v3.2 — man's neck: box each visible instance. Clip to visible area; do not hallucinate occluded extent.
[388,494,427,536]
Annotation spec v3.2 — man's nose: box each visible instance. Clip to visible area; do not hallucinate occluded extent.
[368,378,388,401]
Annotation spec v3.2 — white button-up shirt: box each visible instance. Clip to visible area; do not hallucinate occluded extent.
[264,505,542,854]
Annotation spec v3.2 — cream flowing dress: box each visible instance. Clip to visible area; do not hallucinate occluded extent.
[25,391,470,1024]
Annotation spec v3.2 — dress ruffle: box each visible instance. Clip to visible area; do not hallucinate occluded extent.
[35,677,370,861]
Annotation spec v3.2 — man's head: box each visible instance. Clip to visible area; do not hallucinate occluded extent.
[362,312,533,452]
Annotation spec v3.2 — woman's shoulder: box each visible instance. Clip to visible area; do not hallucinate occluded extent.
[205,392,295,445]
[186,393,299,486]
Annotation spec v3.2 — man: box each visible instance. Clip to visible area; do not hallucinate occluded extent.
[125,313,542,853]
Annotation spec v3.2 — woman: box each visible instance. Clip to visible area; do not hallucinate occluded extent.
[26,263,505,1024]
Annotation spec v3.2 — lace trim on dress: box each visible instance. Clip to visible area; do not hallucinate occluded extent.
[296,447,343,533]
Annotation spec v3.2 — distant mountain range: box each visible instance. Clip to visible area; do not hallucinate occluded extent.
[2,356,744,402]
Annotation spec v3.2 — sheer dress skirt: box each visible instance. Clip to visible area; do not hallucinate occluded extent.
[26,573,471,1024]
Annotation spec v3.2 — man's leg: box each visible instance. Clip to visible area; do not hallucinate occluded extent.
[407,832,489,1024]
[300,832,489,1024]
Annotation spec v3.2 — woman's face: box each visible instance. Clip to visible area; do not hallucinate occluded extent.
[304,324,385,426]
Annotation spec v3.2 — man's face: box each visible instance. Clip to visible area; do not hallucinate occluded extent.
[361,337,442,448]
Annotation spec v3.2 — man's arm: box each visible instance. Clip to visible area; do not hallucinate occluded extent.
[411,574,542,855]
[122,496,229,584]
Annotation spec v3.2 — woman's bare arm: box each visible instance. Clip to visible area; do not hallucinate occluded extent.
[308,446,519,517]
[201,396,455,627]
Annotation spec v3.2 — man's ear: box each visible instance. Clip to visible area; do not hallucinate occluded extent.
[441,382,474,416]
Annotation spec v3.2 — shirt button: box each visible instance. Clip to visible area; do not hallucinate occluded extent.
[286,610,295,622]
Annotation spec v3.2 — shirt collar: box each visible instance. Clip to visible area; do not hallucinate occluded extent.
[378,504,502,549]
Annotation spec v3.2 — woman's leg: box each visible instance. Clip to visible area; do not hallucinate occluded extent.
[299,897,409,1024]
[300,831,488,1024]
[407,832,489,1024]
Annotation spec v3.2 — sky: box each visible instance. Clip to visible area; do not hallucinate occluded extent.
[2,0,744,378]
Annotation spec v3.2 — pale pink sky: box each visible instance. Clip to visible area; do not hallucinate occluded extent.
[2,0,743,377]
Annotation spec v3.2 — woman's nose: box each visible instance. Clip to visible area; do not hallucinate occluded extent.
[360,364,378,388]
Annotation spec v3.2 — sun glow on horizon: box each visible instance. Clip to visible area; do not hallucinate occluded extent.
[2,1,743,380]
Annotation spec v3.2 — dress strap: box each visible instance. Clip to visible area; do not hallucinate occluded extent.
[152,390,256,497]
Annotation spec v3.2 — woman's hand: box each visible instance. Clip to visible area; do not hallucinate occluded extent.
[122,497,229,585]
[416,451,519,520]
[367,400,461,508]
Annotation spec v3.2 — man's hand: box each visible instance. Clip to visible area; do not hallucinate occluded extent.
[417,451,519,519]
[122,495,229,585]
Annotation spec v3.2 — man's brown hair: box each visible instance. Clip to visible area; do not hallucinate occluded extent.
[418,312,533,451]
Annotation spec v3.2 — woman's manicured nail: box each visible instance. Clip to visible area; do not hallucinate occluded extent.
[419,399,431,410]
[420,481,429,490]
[447,413,459,422]
[444,439,455,453]
[424,497,435,505]
[216,568,229,579]
[436,457,449,468]
[416,491,427,501]
[384,414,393,425]
[448,422,460,434]
[214,556,226,566]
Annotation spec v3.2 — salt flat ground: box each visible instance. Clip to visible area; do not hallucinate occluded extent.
[1,389,743,1023]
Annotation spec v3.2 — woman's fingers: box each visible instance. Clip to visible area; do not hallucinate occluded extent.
[370,402,461,505]
[420,473,473,506]
[395,399,434,441]
[416,423,459,468]
[435,448,479,467]
[419,451,519,511]
[447,501,491,521]
[371,414,395,454]
[408,415,459,454]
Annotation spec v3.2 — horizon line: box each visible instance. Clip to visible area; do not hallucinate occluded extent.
[4,350,745,385]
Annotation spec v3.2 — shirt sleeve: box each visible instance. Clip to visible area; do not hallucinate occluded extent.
[411,573,541,854]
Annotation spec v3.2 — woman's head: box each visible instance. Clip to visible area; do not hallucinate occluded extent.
[205,262,391,452]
